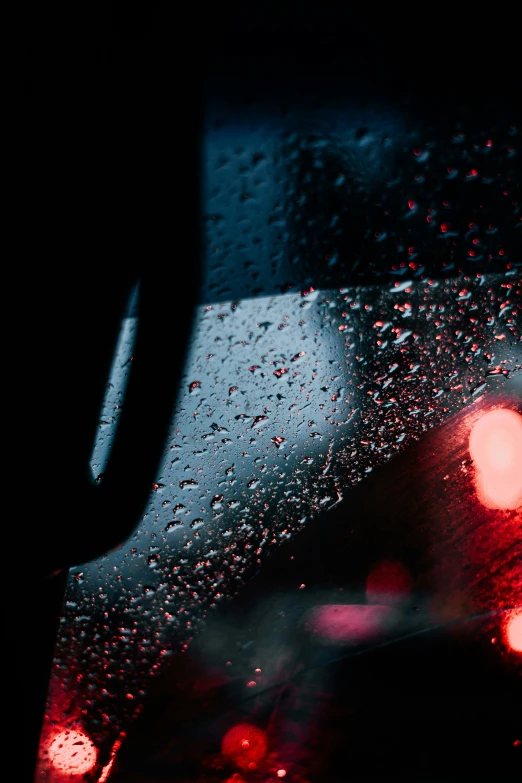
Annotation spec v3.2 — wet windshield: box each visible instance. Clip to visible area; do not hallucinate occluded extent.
[34,22,521,783]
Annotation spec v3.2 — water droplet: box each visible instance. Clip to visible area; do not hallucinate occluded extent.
[165,520,183,532]
[179,479,199,490]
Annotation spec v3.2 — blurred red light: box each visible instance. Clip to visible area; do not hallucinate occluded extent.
[505,610,522,653]
[305,604,399,644]
[48,729,97,776]
[222,723,267,770]
[469,408,522,509]
[366,559,412,605]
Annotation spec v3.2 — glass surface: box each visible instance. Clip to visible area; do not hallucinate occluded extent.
[36,104,521,782]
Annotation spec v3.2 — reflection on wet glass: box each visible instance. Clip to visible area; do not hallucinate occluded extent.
[90,284,140,480]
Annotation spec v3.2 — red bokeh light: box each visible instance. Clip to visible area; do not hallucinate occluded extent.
[366,559,412,605]
[305,604,399,644]
[48,729,98,776]
[504,609,522,653]
[469,408,522,509]
[222,723,267,770]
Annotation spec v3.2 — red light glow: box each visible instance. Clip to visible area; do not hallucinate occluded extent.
[48,729,98,776]
[305,604,399,645]
[97,732,126,782]
[504,609,522,653]
[469,408,522,509]
[222,724,267,770]
[366,559,412,605]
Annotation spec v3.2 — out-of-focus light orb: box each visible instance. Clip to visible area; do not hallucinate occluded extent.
[48,729,98,775]
[222,723,267,770]
[366,559,412,605]
[505,609,522,653]
[469,408,522,509]
[305,604,399,645]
